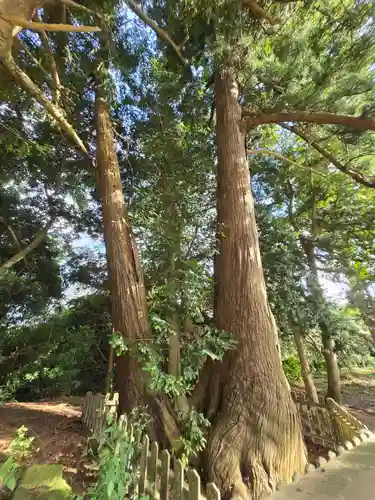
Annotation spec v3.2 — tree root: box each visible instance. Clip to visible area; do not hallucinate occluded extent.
[204,373,307,500]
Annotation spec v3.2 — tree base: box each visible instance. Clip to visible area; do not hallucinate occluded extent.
[203,364,307,500]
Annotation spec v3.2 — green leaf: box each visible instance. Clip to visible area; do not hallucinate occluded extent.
[7,474,17,491]
[107,479,114,497]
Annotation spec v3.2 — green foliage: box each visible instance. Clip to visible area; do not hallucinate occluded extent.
[0,426,35,492]
[180,326,236,383]
[1,3,375,483]
[0,294,110,401]
[174,409,210,468]
[110,324,235,398]
[282,356,302,384]
[0,456,19,492]
[8,426,35,461]
[82,410,150,500]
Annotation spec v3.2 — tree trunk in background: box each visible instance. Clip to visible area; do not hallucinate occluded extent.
[203,67,306,500]
[348,284,375,348]
[292,325,318,403]
[301,238,341,404]
[322,336,341,403]
[95,87,150,413]
[105,343,114,394]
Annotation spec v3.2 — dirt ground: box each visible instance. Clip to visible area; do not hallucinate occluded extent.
[0,398,91,495]
[0,372,374,496]
[338,371,375,430]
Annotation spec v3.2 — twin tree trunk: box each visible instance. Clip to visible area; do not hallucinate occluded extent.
[95,67,307,499]
[203,68,307,499]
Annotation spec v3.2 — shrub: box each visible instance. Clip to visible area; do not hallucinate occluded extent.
[282,355,302,384]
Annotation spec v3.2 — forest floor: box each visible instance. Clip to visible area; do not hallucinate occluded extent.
[0,370,375,496]
[0,397,92,496]
[316,368,375,430]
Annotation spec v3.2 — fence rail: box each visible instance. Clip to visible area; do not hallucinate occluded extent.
[82,390,368,499]
[291,390,368,449]
[82,391,220,500]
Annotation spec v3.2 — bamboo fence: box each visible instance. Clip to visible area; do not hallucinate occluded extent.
[82,391,220,499]
[291,390,368,449]
[82,390,368,498]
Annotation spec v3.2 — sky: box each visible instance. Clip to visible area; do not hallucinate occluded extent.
[66,230,350,306]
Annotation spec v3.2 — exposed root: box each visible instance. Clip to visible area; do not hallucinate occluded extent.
[205,370,307,500]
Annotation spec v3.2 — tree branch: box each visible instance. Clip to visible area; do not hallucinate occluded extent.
[58,0,102,19]
[35,13,61,103]
[0,216,23,253]
[247,148,326,177]
[124,0,189,68]
[0,219,54,277]
[0,15,100,32]
[242,0,281,25]
[281,124,375,189]
[1,54,87,154]
[21,39,50,78]
[284,178,298,231]
[243,109,375,132]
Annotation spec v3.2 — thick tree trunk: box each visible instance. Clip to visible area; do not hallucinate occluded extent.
[203,67,307,500]
[95,88,150,413]
[292,325,318,403]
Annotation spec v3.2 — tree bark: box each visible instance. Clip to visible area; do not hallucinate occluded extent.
[322,336,341,403]
[95,85,150,413]
[243,109,375,132]
[0,0,42,57]
[105,343,114,394]
[301,231,342,404]
[292,325,318,403]
[203,67,307,500]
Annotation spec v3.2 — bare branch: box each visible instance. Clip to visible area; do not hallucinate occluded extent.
[281,124,375,188]
[21,40,50,78]
[34,13,61,103]
[242,0,281,25]
[0,216,23,253]
[0,15,101,32]
[243,109,375,132]
[247,148,326,177]
[58,0,102,19]
[0,219,54,276]
[124,0,189,68]
[1,54,87,154]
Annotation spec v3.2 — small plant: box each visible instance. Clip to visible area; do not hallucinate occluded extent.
[174,409,210,469]
[80,408,150,500]
[0,426,35,492]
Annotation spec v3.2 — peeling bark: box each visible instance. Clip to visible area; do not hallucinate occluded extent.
[203,67,307,500]
[95,83,150,413]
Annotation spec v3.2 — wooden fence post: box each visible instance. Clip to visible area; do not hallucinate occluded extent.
[81,391,221,500]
